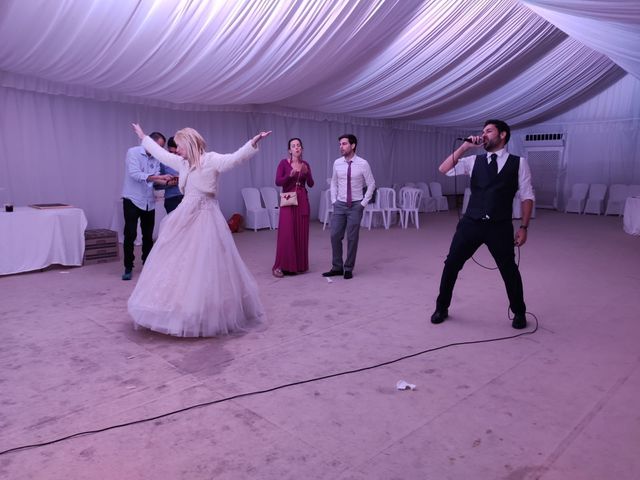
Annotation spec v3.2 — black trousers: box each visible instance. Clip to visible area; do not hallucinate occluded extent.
[122,198,155,271]
[164,195,183,214]
[436,216,526,315]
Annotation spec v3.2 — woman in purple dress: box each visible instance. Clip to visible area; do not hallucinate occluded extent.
[272,138,315,277]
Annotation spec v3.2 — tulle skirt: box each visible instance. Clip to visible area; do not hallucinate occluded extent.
[128,193,265,337]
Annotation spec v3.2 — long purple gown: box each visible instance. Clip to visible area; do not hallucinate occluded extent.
[273,159,314,273]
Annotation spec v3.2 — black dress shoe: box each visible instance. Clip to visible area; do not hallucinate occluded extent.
[430,309,448,324]
[512,313,527,329]
[343,271,353,279]
[322,269,344,277]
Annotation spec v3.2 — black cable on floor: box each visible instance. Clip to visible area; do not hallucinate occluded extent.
[0,313,539,457]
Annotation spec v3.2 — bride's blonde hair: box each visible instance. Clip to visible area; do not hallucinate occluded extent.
[174,127,206,168]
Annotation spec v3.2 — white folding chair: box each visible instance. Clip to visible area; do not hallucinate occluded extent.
[565,183,589,214]
[605,184,629,216]
[362,191,384,230]
[322,190,333,231]
[583,184,607,215]
[416,182,436,212]
[400,187,423,229]
[377,187,401,229]
[241,187,271,231]
[429,181,449,211]
[259,186,280,229]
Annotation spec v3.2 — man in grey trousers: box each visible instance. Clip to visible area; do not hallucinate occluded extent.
[322,134,376,280]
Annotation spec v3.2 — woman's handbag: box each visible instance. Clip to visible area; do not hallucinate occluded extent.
[279,170,301,207]
[280,191,298,207]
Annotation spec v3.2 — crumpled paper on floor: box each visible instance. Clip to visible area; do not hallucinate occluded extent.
[396,380,416,391]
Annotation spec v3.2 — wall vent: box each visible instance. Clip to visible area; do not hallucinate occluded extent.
[525,133,564,142]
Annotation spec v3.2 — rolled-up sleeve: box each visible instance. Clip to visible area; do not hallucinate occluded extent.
[518,157,535,201]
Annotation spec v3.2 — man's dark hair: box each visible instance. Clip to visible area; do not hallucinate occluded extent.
[484,119,510,144]
[167,136,177,149]
[149,131,166,144]
[339,134,357,151]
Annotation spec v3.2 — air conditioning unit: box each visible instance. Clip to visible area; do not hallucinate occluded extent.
[523,133,566,209]
[523,133,564,147]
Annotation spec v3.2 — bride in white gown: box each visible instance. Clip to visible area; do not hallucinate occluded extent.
[127,123,271,337]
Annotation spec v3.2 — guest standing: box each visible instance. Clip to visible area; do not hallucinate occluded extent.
[322,134,375,280]
[158,136,184,214]
[121,131,172,281]
[272,138,315,277]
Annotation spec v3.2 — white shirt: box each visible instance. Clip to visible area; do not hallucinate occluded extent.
[446,148,535,201]
[330,155,376,206]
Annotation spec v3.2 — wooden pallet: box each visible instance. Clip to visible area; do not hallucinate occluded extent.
[84,229,119,265]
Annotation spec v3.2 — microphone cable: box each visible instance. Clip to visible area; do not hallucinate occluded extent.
[0,312,539,457]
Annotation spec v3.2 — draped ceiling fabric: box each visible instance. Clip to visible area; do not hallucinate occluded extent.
[1,0,638,126]
[0,0,639,227]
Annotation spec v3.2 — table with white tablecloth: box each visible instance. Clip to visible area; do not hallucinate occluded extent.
[0,206,88,275]
[623,197,640,235]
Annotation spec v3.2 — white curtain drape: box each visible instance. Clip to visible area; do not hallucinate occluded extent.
[520,0,640,79]
[1,0,635,126]
[0,0,639,227]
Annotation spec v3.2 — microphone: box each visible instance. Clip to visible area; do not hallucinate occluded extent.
[457,137,482,145]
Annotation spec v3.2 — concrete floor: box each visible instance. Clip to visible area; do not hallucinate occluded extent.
[1,210,638,479]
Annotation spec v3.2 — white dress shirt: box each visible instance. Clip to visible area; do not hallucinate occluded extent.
[330,155,376,206]
[446,148,535,201]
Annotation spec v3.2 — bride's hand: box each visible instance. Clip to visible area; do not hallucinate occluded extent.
[132,123,145,140]
[251,130,272,148]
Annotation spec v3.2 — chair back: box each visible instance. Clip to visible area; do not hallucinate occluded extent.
[401,188,422,210]
[608,184,629,201]
[429,182,443,197]
[241,187,263,209]
[377,187,397,209]
[570,183,589,199]
[587,183,607,201]
[416,182,431,197]
[259,187,279,209]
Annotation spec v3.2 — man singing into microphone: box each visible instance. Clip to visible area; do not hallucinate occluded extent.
[430,119,534,329]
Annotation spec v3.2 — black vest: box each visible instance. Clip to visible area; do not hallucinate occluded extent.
[465,153,520,221]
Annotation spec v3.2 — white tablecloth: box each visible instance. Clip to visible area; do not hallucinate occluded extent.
[109,198,167,244]
[623,197,640,235]
[0,206,88,275]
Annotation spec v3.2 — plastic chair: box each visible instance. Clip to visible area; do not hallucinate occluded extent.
[604,184,628,216]
[377,187,401,229]
[565,183,589,214]
[583,184,607,215]
[362,192,384,230]
[429,181,449,211]
[400,187,423,229]
[259,186,280,229]
[240,187,271,231]
[416,182,436,212]
[322,190,333,231]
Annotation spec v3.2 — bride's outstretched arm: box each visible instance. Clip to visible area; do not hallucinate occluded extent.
[215,131,272,173]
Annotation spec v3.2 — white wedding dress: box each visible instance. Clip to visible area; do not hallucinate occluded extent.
[127,136,265,337]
